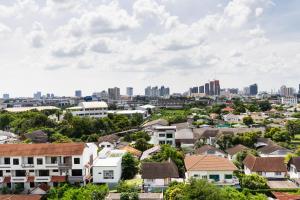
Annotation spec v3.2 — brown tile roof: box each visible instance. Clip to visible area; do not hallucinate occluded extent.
[200,130,219,138]
[272,192,300,200]
[258,144,290,154]
[120,145,142,157]
[243,155,287,172]
[0,143,85,156]
[195,145,225,155]
[226,144,249,156]
[0,195,42,200]
[51,176,67,183]
[38,183,50,192]
[184,155,237,171]
[98,134,120,144]
[141,160,179,179]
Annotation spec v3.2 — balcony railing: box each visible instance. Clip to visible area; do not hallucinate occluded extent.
[35,176,51,182]
[21,163,34,168]
[68,176,83,182]
[11,176,27,182]
[0,164,11,168]
[58,163,72,169]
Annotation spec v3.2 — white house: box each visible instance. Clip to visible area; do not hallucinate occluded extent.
[281,97,298,106]
[223,114,244,124]
[184,155,238,185]
[141,159,180,191]
[288,157,300,179]
[243,155,287,179]
[0,143,98,193]
[150,126,176,147]
[67,101,108,118]
[98,134,120,149]
[93,148,126,186]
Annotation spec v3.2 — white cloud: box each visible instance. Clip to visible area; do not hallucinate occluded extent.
[52,40,86,57]
[0,23,11,37]
[27,22,47,48]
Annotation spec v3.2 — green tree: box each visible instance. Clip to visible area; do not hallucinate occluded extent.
[234,150,258,169]
[121,153,139,180]
[286,120,300,138]
[50,132,72,143]
[216,134,234,150]
[240,174,268,190]
[243,116,254,126]
[134,138,152,152]
[258,101,272,111]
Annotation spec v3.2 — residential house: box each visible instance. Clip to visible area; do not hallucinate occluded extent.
[67,101,108,118]
[226,144,249,160]
[120,145,142,158]
[198,130,219,146]
[223,114,244,124]
[195,145,226,158]
[140,146,161,160]
[258,144,291,157]
[150,126,176,147]
[0,143,98,192]
[184,155,238,185]
[98,134,120,149]
[93,148,126,186]
[175,128,195,148]
[141,159,179,191]
[243,155,287,179]
[287,157,300,179]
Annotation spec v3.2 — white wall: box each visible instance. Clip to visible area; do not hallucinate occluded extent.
[186,170,235,184]
[288,164,300,179]
[93,164,122,184]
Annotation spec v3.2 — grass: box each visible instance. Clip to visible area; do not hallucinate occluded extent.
[124,178,143,186]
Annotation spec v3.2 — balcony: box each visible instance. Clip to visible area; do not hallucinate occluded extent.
[21,163,34,168]
[0,164,11,169]
[34,176,51,182]
[68,176,83,183]
[58,163,72,169]
[11,176,27,183]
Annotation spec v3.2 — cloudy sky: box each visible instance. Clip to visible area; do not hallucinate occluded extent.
[0,0,299,97]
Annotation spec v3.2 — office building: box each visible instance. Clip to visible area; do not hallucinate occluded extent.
[108,87,120,100]
[3,94,9,100]
[67,101,108,118]
[126,87,133,97]
[280,85,295,97]
[33,91,42,100]
[145,86,170,97]
[214,80,220,96]
[75,90,82,98]
[145,86,151,97]
[209,81,215,96]
[199,86,205,93]
[205,83,210,95]
[249,84,258,96]
[190,87,199,94]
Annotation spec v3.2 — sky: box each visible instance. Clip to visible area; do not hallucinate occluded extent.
[0,0,299,97]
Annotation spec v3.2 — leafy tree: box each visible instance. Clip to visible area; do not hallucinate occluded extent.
[216,134,234,150]
[121,153,139,180]
[120,192,138,200]
[286,120,300,138]
[164,182,186,200]
[233,99,246,114]
[221,187,267,200]
[265,127,291,142]
[134,138,152,152]
[234,149,258,169]
[116,181,139,193]
[50,132,72,143]
[150,145,185,177]
[243,116,254,126]
[232,131,261,148]
[247,103,261,112]
[240,174,268,190]
[258,101,272,111]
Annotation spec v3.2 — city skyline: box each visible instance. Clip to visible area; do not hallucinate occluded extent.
[0,0,300,97]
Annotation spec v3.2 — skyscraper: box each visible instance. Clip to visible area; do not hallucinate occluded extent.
[33,91,42,99]
[126,87,133,97]
[205,83,210,95]
[145,86,151,97]
[209,81,215,96]
[214,80,220,96]
[3,94,9,100]
[75,90,82,98]
[199,85,205,93]
[249,84,258,96]
[108,87,120,100]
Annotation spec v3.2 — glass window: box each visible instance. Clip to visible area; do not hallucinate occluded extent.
[30,182,35,188]
[4,158,10,165]
[28,157,34,164]
[53,169,59,172]
[29,170,34,173]
[13,159,19,165]
[103,170,114,179]
[51,157,57,164]
[166,134,173,138]
[275,172,281,175]
[74,158,80,164]
[166,141,173,145]
[37,158,43,165]
[225,174,233,179]
[72,169,82,176]
[202,175,208,179]
[209,174,220,182]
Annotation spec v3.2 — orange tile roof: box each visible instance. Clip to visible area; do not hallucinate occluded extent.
[272,192,300,200]
[51,176,67,183]
[120,145,142,157]
[0,143,85,156]
[184,155,238,171]
[0,195,41,200]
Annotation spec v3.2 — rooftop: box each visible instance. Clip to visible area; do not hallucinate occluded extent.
[243,155,287,172]
[141,160,179,179]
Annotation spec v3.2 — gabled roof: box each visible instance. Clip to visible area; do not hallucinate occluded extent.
[175,128,194,140]
[98,134,120,144]
[226,144,249,156]
[141,160,179,179]
[200,130,219,138]
[184,155,237,171]
[258,144,290,154]
[142,119,169,128]
[288,157,300,172]
[195,145,225,155]
[0,143,86,156]
[120,145,142,157]
[243,155,287,172]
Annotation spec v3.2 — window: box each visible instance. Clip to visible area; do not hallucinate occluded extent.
[159,141,166,145]
[6,170,10,173]
[209,175,220,182]
[4,158,10,165]
[74,158,80,164]
[193,174,199,177]
[159,134,165,137]
[275,172,282,176]
[166,141,173,145]
[202,175,208,179]
[13,159,19,165]
[28,157,34,164]
[207,150,216,154]
[257,171,262,175]
[225,174,233,179]
[51,157,57,164]
[72,169,82,176]
[0,171,3,176]
[37,158,43,165]
[166,133,173,138]
[29,170,34,173]
[53,169,59,172]
[103,170,114,179]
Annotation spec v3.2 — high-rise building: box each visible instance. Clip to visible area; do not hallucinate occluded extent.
[243,87,250,95]
[126,87,133,97]
[199,85,205,93]
[145,86,151,97]
[75,90,82,98]
[249,84,258,96]
[298,84,300,94]
[190,87,199,94]
[33,91,42,99]
[209,81,215,96]
[214,80,220,96]
[108,87,120,100]
[3,94,9,100]
[280,85,295,97]
[228,88,239,94]
[205,83,210,95]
